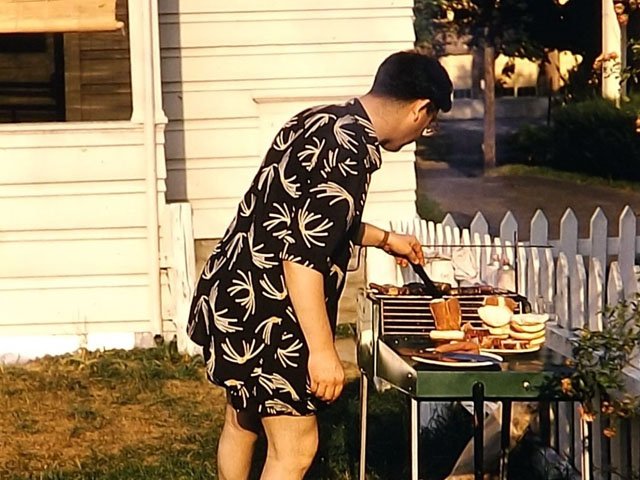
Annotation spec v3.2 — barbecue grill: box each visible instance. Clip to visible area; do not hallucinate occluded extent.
[356,288,589,480]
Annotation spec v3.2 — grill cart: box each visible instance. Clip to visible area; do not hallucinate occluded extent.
[356,288,590,480]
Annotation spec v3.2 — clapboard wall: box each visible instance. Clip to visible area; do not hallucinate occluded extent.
[159,0,416,239]
[0,123,160,360]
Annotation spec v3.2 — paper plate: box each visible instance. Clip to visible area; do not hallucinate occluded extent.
[411,350,503,368]
[481,345,541,355]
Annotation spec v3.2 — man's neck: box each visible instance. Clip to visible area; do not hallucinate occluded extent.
[357,94,396,145]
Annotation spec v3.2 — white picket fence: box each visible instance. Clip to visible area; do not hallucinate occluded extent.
[366,205,640,479]
[370,205,640,369]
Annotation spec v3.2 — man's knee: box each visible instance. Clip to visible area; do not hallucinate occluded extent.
[263,415,318,471]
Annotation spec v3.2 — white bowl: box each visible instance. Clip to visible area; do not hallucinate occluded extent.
[478,305,512,328]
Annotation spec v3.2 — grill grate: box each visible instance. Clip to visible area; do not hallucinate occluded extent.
[371,293,525,336]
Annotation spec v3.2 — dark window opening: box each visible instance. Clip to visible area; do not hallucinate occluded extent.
[0,0,131,124]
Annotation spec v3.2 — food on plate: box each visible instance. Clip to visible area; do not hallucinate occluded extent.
[529,336,546,346]
[429,329,465,341]
[479,335,507,349]
[463,325,491,341]
[478,305,512,328]
[509,328,545,341]
[430,297,462,330]
[510,320,545,334]
[488,326,511,337]
[499,339,531,350]
[434,341,480,354]
[511,313,550,325]
[483,295,518,312]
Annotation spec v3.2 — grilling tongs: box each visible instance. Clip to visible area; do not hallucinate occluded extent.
[410,262,445,299]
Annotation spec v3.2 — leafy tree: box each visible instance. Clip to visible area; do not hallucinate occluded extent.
[413,0,602,169]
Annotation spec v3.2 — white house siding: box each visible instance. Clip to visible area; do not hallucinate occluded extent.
[159,0,417,239]
[0,123,165,361]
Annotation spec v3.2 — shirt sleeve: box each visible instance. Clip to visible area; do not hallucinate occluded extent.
[281,114,367,275]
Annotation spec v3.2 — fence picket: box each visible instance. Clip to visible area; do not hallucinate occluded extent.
[516,242,528,296]
[607,261,625,314]
[542,248,555,303]
[483,233,496,284]
[618,206,637,298]
[588,257,605,331]
[470,212,489,239]
[453,226,461,250]
[556,253,570,329]
[590,207,608,275]
[503,240,515,267]
[493,237,503,262]
[461,228,471,247]
[442,213,457,230]
[500,210,518,244]
[435,222,445,255]
[444,225,454,256]
[427,221,436,248]
[530,209,549,249]
[528,247,541,309]
[417,219,428,245]
[571,255,587,330]
[560,208,579,270]
[472,232,484,282]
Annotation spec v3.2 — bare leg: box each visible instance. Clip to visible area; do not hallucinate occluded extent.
[218,403,260,480]
[260,414,318,480]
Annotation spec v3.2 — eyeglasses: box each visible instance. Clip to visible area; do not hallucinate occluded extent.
[422,119,439,137]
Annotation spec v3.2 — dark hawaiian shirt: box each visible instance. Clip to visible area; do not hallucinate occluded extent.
[187,98,381,416]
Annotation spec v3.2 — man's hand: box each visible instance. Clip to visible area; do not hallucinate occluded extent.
[383,232,425,267]
[282,260,346,404]
[308,348,345,403]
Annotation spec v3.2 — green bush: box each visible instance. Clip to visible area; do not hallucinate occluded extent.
[509,98,640,180]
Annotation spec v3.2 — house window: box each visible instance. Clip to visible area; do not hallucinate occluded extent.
[0,0,131,123]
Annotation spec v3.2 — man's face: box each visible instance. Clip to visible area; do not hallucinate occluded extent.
[381,100,438,152]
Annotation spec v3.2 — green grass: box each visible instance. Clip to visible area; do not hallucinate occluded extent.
[416,193,446,222]
[0,341,411,480]
[0,342,225,480]
[489,164,640,192]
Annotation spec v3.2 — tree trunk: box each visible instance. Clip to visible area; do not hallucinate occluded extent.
[483,44,496,170]
[471,47,483,98]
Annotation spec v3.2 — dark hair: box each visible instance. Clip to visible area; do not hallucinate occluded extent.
[370,51,453,113]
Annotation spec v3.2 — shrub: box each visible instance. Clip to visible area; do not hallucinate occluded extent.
[509,97,640,180]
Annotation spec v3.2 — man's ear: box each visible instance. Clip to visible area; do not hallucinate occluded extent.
[412,99,431,120]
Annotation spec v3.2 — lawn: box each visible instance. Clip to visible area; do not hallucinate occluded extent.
[0,340,411,480]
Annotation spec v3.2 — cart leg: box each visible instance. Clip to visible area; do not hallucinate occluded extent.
[472,382,485,480]
[540,401,551,447]
[411,398,419,480]
[359,373,369,480]
[499,400,512,480]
